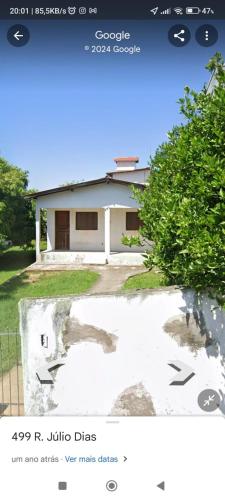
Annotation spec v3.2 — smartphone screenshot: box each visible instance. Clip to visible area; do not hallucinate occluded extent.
[0,0,225,497]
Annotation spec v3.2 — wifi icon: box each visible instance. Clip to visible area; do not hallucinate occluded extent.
[174,7,183,14]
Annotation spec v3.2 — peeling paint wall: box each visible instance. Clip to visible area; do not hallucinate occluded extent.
[19,288,225,416]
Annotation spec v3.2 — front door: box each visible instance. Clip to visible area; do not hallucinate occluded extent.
[55,211,70,250]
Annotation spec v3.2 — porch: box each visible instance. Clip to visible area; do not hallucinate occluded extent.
[36,206,149,266]
[39,250,145,266]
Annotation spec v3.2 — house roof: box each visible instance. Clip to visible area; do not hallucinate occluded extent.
[114,157,139,163]
[107,167,150,175]
[26,176,145,199]
[206,65,225,94]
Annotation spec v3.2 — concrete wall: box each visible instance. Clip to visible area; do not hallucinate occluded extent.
[189,292,225,361]
[20,288,225,416]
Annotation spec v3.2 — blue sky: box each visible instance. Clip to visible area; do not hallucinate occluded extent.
[0,20,224,189]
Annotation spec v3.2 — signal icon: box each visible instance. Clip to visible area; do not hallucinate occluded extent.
[174,7,184,14]
[160,7,172,15]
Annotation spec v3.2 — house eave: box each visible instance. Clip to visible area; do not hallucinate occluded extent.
[26,176,145,200]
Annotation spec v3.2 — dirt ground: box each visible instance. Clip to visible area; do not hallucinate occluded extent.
[89,265,145,293]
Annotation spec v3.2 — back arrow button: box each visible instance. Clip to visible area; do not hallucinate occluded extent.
[14,31,24,41]
[7,25,30,47]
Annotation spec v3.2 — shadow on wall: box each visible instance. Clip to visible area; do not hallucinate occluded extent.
[180,289,225,361]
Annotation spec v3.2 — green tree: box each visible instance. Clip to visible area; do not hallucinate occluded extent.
[0,157,35,247]
[134,53,225,294]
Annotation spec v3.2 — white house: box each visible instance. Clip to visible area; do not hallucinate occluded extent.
[29,157,151,265]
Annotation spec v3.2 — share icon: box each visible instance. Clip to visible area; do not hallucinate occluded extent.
[168,25,191,46]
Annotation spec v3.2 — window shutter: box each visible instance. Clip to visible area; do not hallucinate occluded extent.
[76,212,98,230]
[126,212,142,230]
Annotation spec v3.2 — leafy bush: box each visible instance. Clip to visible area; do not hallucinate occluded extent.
[0,157,35,247]
[121,234,143,248]
[134,53,225,295]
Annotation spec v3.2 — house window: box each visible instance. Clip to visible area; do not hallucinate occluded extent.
[126,212,142,231]
[76,212,98,230]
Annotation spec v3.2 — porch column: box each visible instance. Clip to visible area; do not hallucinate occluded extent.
[104,207,110,262]
[35,204,40,260]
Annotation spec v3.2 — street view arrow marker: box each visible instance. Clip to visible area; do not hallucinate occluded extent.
[36,357,65,384]
[157,481,165,491]
[168,361,195,385]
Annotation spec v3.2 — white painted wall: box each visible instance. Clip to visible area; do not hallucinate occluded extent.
[46,209,104,252]
[36,182,140,210]
[110,208,146,252]
[45,207,148,253]
[70,209,105,251]
[46,209,55,251]
[20,289,225,416]
[110,169,150,184]
[115,160,137,170]
[42,183,145,253]
[195,293,225,359]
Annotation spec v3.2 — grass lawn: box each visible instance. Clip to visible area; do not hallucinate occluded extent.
[0,269,99,373]
[0,334,21,375]
[123,269,166,290]
[0,242,48,286]
[0,270,99,334]
[0,246,36,285]
[0,246,99,374]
